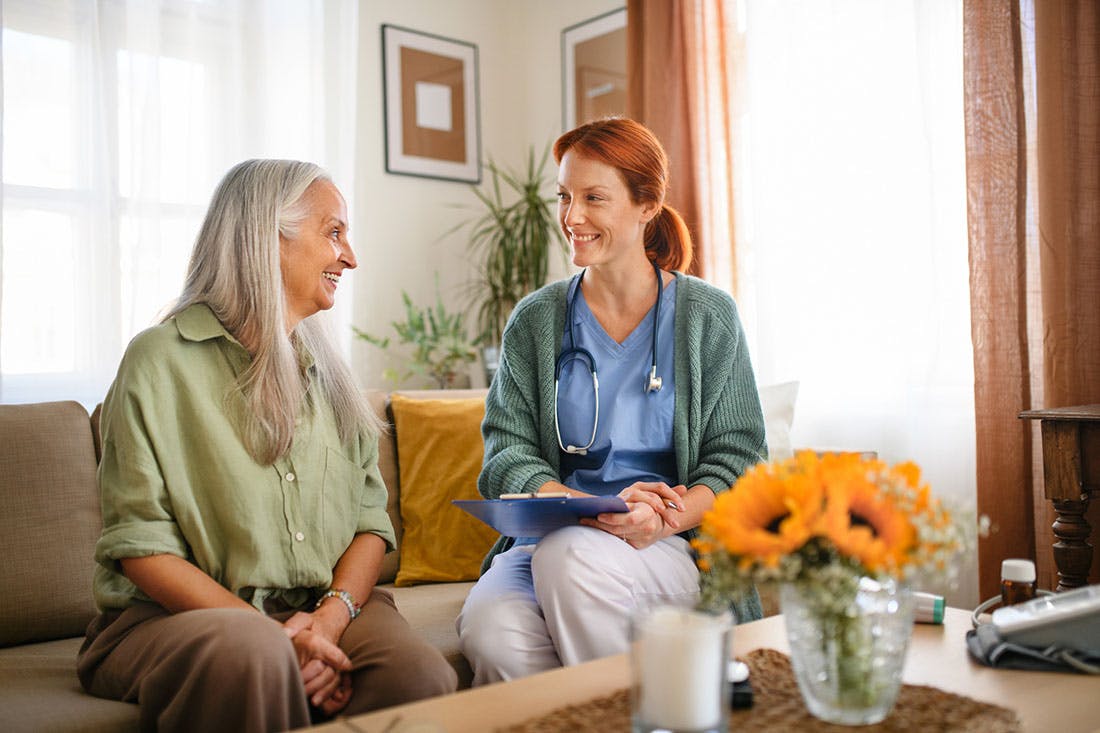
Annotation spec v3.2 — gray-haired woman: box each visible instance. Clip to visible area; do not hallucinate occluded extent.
[78,159,457,732]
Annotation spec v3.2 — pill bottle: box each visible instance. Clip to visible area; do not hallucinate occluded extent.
[1000,559,1037,606]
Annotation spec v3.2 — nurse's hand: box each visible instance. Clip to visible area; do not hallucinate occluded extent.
[582,481,687,549]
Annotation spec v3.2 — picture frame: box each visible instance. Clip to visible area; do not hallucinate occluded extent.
[561,8,627,131]
[381,24,481,183]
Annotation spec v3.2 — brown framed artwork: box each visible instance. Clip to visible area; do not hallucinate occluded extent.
[561,8,627,131]
[382,24,481,183]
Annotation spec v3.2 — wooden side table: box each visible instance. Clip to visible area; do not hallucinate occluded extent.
[1018,404,1100,590]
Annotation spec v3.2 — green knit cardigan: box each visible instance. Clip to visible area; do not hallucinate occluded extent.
[478,271,767,621]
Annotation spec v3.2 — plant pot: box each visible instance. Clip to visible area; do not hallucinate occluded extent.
[481,345,500,386]
[780,577,915,726]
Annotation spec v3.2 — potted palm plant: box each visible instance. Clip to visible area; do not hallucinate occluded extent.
[461,145,566,383]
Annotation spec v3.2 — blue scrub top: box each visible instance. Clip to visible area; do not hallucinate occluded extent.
[556,276,678,495]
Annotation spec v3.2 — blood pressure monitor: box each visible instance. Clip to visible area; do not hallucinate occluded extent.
[991,583,1100,655]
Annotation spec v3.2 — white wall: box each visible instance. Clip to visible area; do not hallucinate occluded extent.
[351,1,621,389]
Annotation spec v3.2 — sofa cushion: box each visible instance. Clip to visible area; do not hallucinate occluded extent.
[386,581,474,689]
[390,393,498,587]
[365,390,402,585]
[0,638,138,732]
[0,401,101,647]
[759,381,799,460]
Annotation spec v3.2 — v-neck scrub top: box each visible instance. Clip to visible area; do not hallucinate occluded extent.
[557,277,678,494]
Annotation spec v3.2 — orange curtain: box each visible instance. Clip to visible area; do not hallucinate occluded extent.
[1034,1,1100,408]
[965,0,1100,599]
[626,0,739,291]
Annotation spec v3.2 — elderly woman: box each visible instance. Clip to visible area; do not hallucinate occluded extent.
[457,118,766,684]
[78,159,457,732]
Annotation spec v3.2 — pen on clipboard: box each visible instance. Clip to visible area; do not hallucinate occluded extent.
[500,492,570,499]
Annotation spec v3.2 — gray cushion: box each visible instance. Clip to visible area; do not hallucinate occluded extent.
[0,637,138,732]
[0,402,101,646]
[367,390,402,585]
[386,581,474,689]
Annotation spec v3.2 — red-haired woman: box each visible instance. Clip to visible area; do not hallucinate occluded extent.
[457,118,766,683]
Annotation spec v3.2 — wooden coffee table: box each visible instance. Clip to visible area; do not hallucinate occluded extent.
[308,608,1096,733]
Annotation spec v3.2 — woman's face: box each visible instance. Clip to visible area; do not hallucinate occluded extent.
[279,179,355,330]
[556,151,657,271]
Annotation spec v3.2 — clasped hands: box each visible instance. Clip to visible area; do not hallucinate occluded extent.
[580,481,688,549]
[282,606,353,715]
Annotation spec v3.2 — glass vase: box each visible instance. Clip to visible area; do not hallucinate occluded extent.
[780,577,915,726]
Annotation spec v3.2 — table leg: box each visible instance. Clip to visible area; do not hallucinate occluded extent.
[1051,497,1093,591]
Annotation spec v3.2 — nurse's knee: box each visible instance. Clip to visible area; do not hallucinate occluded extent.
[532,526,612,580]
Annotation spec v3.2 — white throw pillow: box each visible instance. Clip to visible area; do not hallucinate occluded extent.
[758,381,799,460]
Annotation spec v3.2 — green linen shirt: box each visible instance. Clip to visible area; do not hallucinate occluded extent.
[93,303,395,613]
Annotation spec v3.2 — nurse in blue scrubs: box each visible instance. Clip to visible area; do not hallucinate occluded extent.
[457,118,766,685]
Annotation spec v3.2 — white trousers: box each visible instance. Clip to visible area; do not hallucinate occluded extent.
[456,525,700,685]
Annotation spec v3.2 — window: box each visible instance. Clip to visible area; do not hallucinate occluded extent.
[1,0,358,407]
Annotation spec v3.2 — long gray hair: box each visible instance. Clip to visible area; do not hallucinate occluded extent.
[165,159,374,464]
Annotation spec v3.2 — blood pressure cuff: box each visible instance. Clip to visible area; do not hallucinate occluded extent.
[966,623,1100,673]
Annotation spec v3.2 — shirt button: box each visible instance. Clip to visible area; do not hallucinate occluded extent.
[285,472,296,482]
[294,531,305,542]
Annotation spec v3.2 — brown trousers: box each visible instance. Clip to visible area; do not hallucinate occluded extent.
[77,588,457,733]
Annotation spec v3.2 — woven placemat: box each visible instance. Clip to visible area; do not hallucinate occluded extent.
[498,648,1021,733]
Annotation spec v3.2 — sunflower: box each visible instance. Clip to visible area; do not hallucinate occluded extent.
[694,450,966,610]
[816,457,917,572]
[701,457,823,568]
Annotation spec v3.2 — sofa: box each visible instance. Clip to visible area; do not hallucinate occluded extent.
[0,389,490,733]
[0,382,795,732]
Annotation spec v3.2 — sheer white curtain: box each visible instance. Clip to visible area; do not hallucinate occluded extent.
[733,2,976,603]
[1,0,359,408]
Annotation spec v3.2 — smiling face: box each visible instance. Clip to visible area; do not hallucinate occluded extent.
[556,151,657,271]
[279,178,355,331]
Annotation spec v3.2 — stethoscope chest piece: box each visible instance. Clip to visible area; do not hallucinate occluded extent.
[645,367,663,393]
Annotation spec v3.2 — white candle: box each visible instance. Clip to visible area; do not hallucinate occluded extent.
[633,606,730,731]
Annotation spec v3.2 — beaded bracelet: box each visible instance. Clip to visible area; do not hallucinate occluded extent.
[315,588,361,620]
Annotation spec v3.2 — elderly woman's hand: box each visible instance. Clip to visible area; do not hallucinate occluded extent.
[580,481,688,549]
[283,613,353,714]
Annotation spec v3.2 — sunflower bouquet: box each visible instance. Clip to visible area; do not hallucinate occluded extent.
[692,450,966,723]
[692,450,962,611]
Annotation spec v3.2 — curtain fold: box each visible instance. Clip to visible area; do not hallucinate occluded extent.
[964,0,1035,601]
[626,0,739,290]
[1034,0,1100,409]
[965,0,1100,598]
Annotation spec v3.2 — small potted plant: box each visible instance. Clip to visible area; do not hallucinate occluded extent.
[354,278,478,390]
[458,145,566,383]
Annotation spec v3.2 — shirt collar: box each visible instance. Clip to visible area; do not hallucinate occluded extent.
[173,303,243,346]
[172,302,317,372]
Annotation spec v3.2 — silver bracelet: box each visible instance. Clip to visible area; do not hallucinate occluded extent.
[315,588,360,620]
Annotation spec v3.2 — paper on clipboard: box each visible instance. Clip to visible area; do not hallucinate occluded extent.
[451,495,628,538]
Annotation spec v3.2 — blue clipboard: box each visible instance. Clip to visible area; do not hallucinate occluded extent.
[452,495,628,538]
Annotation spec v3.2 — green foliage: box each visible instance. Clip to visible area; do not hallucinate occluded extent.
[354,282,478,389]
[459,145,566,346]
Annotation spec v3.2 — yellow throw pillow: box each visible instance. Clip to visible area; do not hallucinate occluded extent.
[390,394,499,586]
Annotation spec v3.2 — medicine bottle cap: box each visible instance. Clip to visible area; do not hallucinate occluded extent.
[1001,558,1036,583]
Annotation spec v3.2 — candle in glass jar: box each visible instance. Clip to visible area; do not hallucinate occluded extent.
[633,606,731,732]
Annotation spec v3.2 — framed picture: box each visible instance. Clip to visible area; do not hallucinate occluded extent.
[561,8,627,131]
[381,24,481,183]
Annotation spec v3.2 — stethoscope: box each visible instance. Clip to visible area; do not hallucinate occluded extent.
[554,261,664,455]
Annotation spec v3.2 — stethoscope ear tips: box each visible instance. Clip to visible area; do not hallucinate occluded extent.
[565,445,588,456]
